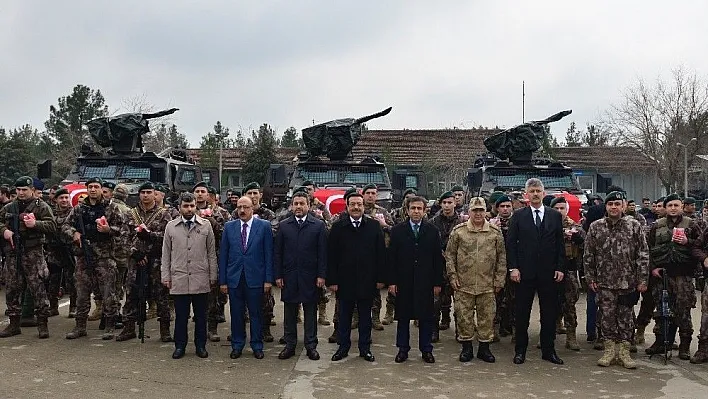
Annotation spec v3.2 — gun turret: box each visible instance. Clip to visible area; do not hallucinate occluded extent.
[302,107,392,161]
[483,110,572,163]
[86,108,179,154]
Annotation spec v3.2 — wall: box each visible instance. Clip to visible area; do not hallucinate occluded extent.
[575,169,663,200]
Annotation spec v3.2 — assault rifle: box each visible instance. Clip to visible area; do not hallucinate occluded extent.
[134,255,151,343]
[651,268,673,364]
[76,206,95,271]
[11,203,23,279]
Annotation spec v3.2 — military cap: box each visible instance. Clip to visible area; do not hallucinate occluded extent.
[192,181,208,192]
[293,186,307,194]
[53,188,69,198]
[157,184,170,194]
[683,196,696,205]
[302,180,315,187]
[114,184,129,200]
[244,182,261,193]
[85,177,103,187]
[403,188,417,197]
[32,177,45,190]
[14,176,34,188]
[362,183,377,193]
[138,181,155,192]
[550,196,567,208]
[488,191,505,206]
[663,193,681,207]
[605,191,626,203]
[102,181,116,190]
[439,191,454,201]
[451,184,464,192]
[469,197,486,211]
[542,195,556,207]
[207,186,217,195]
[231,190,242,197]
[344,187,358,200]
[495,194,513,207]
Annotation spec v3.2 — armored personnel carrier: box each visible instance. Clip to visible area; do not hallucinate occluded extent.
[263,107,394,210]
[467,110,586,204]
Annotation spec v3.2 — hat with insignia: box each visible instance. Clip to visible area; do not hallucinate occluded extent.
[469,197,487,211]
[138,181,155,192]
[53,188,69,198]
[192,181,208,192]
[156,184,170,194]
[439,191,454,201]
[683,196,696,205]
[302,180,315,187]
[605,191,627,203]
[102,181,116,190]
[495,194,513,207]
[85,177,103,187]
[244,182,261,193]
[550,196,567,208]
[344,187,358,200]
[663,193,681,207]
[362,183,377,193]
[207,186,217,195]
[14,176,34,188]
[293,186,308,194]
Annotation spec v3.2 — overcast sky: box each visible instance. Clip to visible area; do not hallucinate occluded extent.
[2,1,707,146]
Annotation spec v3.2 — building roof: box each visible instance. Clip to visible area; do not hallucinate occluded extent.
[185,147,299,169]
[551,146,656,172]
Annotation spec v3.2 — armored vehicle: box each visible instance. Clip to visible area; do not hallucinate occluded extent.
[263,107,394,210]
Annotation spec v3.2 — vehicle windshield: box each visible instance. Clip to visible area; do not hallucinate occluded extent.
[487,169,579,191]
[80,161,151,180]
[297,165,389,186]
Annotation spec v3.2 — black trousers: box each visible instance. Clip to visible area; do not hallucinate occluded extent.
[514,277,560,355]
[337,298,373,354]
[174,293,208,350]
[283,301,318,350]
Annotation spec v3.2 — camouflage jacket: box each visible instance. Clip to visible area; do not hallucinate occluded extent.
[583,216,649,291]
[390,206,408,225]
[128,203,172,260]
[311,198,332,223]
[164,204,181,220]
[0,198,56,249]
[197,202,230,244]
[430,211,464,250]
[561,216,585,261]
[62,197,126,259]
[110,198,133,260]
[647,215,700,276]
[445,220,507,295]
[247,205,278,234]
[46,205,73,265]
[488,215,512,241]
[365,203,394,246]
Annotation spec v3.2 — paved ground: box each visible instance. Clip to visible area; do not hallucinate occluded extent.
[1,289,708,399]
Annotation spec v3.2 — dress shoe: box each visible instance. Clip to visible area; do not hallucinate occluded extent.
[542,352,564,365]
[230,349,242,359]
[253,350,265,359]
[278,336,286,345]
[278,347,296,360]
[422,352,435,364]
[306,349,320,361]
[395,351,409,363]
[196,347,209,358]
[360,351,375,362]
[172,348,185,359]
[513,353,526,364]
[331,349,349,361]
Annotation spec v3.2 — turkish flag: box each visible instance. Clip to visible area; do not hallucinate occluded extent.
[313,189,348,215]
[521,191,582,223]
[62,183,88,207]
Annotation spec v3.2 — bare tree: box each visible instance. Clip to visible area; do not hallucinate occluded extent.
[605,67,708,194]
[118,94,179,152]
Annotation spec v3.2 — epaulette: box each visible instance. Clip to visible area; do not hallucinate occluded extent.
[488,223,501,232]
[451,222,467,231]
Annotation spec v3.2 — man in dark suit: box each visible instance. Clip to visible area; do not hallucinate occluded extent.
[328,193,386,362]
[219,196,273,360]
[274,191,327,361]
[507,178,566,365]
[388,196,445,363]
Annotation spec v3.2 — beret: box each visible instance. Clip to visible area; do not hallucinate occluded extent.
[542,195,556,207]
[663,193,681,207]
[495,194,513,207]
[32,177,45,190]
[138,181,155,191]
[683,196,696,205]
[156,184,170,194]
[451,184,464,192]
[403,188,417,197]
[85,177,102,187]
[439,191,454,201]
[53,188,69,197]
[362,183,377,193]
[344,187,358,200]
[102,181,116,190]
[192,181,208,192]
[293,186,307,194]
[302,180,315,187]
[605,191,627,203]
[550,196,567,208]
[244,182,261,192]
[207,186,217,195]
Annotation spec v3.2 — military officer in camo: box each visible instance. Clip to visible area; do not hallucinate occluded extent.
[489,194,515,341]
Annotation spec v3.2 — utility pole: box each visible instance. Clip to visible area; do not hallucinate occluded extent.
[522,81,525,123]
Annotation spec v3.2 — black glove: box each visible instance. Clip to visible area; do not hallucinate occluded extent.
[131,251,146,262]
[137,229,151,241]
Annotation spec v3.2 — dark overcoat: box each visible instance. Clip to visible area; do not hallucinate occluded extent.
[327,215,386,300]
[388,220,445,321]
[274,214,327,304]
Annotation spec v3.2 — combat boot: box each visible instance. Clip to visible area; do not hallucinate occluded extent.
[556,318,566,334]
[49,298,60,317]
[37,317,49,339]
[160,320,173,342]
[690,338,708,364]
[68,297,77,318]
[439,310,451,331]
[597,340,616,367]
[262,322,274,343]
[459,341,474,362]
[0,316,21,338]
[318,302,331,326]
[328,322,339,344]
[20,316,37,327]
[88,300,103,321]
[477,342,495,363]
[351,311,359,329]
[644,339,666,355]
[593,337,605,351]
[565,328,580,351]
[102,317,116,340]
[146,301,157,320]
[618,341,637,369]
[678,336,692,360]
[372,308,384,331]
[115,320,136,342]
[65,319,87,340]
[635,324,646,345]
[115,314,124,330]
[208,321,220,342]
[382,302,395,325]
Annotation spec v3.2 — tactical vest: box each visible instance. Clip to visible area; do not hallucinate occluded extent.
[650,217,693,275]
[79,202,107,242]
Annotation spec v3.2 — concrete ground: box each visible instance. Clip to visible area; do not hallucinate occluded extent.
[1,289,707,399]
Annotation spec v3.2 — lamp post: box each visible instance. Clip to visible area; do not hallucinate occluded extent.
[676,137,697,196]
[217,132,229,195]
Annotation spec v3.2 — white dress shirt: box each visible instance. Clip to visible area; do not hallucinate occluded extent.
[350,216,362,227]
[530,204,545,223]
[241,216,254,244]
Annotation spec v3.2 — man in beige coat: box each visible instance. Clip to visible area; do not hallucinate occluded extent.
[162,192,218,359]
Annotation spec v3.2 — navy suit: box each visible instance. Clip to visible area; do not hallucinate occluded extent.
[219,217,273,352]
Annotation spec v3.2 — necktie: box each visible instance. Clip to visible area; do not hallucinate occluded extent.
[298,218,304,226]
[534,210,541,229]
[185,220,192,230]
[353,220,360,228]
[413,223,419,239]
[241,223,248,251]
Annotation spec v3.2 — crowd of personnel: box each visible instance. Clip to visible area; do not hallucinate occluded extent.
[1,175,708,370]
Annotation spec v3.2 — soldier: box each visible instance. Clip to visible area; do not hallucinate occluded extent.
[116,182,174,342]
[446,197,506,362]
[390,188,417,225]
[302,180,332,225]
[240,182,278,342]
[46,188,75,317]
[362,183,394,331]
[0,176,55,339]
[451,185,468,216]
[111,184,133,328]
[645,194,700,360]
[683,197,698,219]
[156,184,180,220]
[429,191,464,342]
[62,178,125,340]
[102,181,115,201]
[584,191,649,368]
[691,214,708,363]
[192,182,230,341]
[551,196,585,351]
[489,194,515,340]
[626,199,647,227]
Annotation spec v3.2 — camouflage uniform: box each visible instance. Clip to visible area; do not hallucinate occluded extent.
[118,203,173,340]
[691,229,708,361]
[488,215,514,336]
[110,198,132,313]
[197,202,230,339]
[46,204,75,315]
[430,211,464,331]
[445,220,506,343]
[364,203,394,329]
[63,197,126,333]
[0,198,55,331]
[310,198,332,226]
[560,217,585,329]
